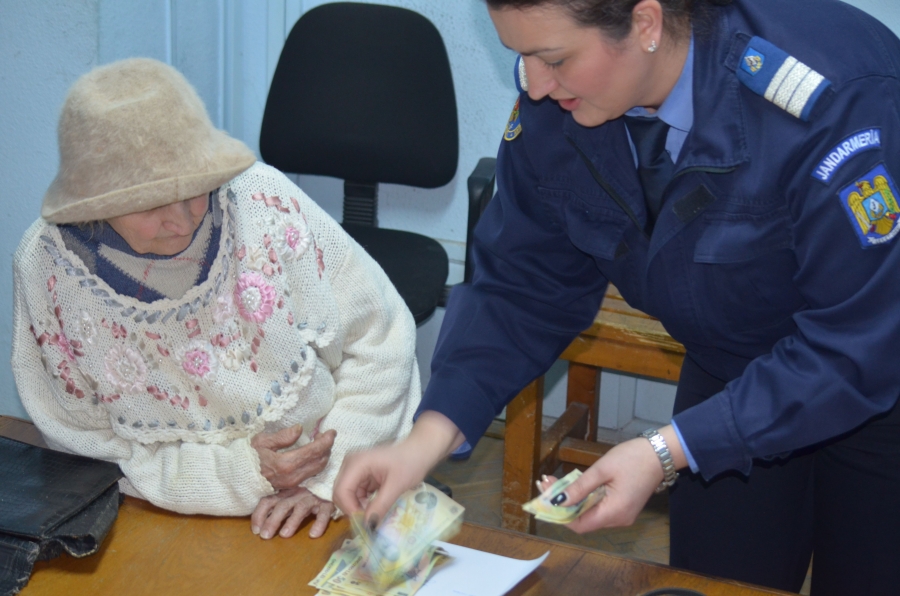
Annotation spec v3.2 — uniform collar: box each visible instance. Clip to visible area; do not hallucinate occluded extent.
[626,35,694,137]
[675,7,750,172]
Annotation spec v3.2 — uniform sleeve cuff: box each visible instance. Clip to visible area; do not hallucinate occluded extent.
[415,367,499,448]
[672,392,753,479]
[670,419,700,474]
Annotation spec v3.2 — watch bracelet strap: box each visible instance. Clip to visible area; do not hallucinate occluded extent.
[640,429,679,493]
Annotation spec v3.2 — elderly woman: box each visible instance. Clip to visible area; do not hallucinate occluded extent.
[11,58,420,540]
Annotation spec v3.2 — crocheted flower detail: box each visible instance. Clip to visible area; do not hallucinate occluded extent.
[244,245,269,273]
[222,344,251,372]
[104,344,148,394]
[213,295,237,325]
[175,340,219,381]
[235,272,276,323]
[271,214,311,261]
[73,310,97,346]
[296,321,336,349]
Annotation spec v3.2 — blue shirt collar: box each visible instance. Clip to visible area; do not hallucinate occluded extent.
[626,34,694,135]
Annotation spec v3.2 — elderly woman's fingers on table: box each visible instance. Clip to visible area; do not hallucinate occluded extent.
[250,486,332,539]
[253,428,337,489]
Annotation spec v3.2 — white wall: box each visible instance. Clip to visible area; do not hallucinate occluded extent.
[3,0,900,432]
[0,0,101,418]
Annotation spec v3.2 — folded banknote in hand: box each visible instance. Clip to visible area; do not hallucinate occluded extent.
[522,469,606,524]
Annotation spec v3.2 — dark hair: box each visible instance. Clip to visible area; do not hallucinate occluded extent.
[484,0,731,42]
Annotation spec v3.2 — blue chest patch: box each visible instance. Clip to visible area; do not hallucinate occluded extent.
[812,129,881,184]
[839,163,900,248]
[736,36,831,122]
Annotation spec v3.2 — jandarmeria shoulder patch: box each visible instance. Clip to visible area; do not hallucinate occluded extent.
[504,97,523,142]
[839,163,900,248]
[736,36,832,122]
[813,129,881,184]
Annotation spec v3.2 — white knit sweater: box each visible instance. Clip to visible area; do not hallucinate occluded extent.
[12,163,421,516]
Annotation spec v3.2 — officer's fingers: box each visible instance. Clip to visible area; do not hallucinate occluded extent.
[363,477,410,528]
[354,479,379,510]
[565,490,633,533]
[550,463,609,508]
[537,474,559,494]
[333,452,379,515]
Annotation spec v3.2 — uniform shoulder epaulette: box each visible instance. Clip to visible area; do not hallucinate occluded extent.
[736,36,832,122]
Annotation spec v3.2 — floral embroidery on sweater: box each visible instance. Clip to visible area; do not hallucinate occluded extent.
[28,169,340,443]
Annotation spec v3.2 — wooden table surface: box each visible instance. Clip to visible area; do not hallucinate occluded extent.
[3,416,787,596]
[20,496,790,596]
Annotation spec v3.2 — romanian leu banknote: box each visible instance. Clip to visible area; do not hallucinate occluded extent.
[522,469,606,524]
[349,483,464,591]
[309,537,450,596]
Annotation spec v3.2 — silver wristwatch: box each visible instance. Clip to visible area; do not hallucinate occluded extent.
[640,428,679,493]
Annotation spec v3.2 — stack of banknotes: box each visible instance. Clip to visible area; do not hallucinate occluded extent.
[521,469,606,524]
[310,483,464,596]
[308,536,449,596]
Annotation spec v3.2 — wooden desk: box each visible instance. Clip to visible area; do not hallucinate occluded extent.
[502,287,686,532]
[19,497,788,596]
[2,416,786,596]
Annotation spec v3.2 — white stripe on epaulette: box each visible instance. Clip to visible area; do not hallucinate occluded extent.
[764,58,826,119]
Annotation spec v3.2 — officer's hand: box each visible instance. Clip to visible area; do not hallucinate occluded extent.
[333,411,463,525]
[548,425,685,534]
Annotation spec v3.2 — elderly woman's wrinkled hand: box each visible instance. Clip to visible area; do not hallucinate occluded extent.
[251,486,335,539]
[251,425,336,490]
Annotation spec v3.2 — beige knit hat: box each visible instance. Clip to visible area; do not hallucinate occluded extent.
[42,58,256,224]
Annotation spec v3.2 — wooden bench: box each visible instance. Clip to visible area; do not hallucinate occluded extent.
[501,285,686,533]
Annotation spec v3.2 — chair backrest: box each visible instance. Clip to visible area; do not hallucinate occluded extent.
[260,2,459,195]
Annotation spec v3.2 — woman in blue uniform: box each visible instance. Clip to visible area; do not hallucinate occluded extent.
[335,0,900,593]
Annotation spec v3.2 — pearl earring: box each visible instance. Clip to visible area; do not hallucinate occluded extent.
[648,40,658,53]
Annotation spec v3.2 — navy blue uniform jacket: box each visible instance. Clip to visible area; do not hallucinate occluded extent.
[419,0,900,479]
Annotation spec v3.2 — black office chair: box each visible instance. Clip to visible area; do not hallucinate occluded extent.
[260,2,494,325]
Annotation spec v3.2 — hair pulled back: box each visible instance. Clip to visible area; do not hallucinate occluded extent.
[484,0,731,42]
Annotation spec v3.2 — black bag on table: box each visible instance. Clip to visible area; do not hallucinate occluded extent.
[0,435,123,595]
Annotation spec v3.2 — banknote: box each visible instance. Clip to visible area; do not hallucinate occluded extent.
[310,535,450,596]
[349,483,463,591]
[522,469,606,524]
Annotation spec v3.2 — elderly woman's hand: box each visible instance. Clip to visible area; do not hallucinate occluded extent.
[251,425,337,490]
[251,486,335,539]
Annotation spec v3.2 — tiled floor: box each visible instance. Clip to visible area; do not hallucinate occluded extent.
[430,433,811,595]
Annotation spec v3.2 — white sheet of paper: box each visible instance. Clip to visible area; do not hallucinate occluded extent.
[417,541,549,596]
